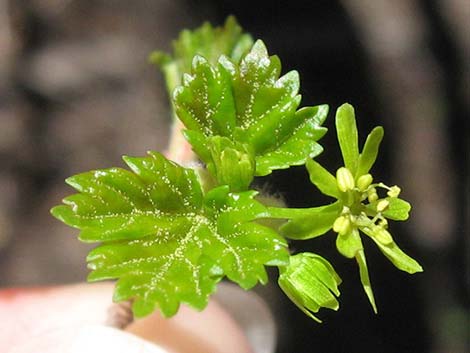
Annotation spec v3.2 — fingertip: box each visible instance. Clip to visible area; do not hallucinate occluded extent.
[69,325,169,353]
[126,299,254,353]
[8,325,169,353]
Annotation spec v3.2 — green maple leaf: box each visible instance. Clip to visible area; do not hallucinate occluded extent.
[51,151,288,318]
[151,16,254,95]
[174,40,328,182]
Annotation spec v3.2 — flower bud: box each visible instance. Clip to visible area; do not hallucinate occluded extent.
[367,188,379,202]
[336,167,355,192]
[357,174,373,191]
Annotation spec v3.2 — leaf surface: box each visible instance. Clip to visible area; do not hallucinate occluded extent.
[52,152,288,317]
[173,40,327,181]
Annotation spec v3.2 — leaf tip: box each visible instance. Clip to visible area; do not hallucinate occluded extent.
[224,15,239,27]
[148,51,171,67]
[50,205,65,220]
[192,54,209,69]
[251,39,268,56]
[338,102,355,115]
[373,125,385,136]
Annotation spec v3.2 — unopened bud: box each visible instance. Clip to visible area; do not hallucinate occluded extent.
[367,188,379,202]
[387,185,401,198]
[336,167,355,192]
[357,174,373,191]
[333,215,351,235]
[376,199,390,212]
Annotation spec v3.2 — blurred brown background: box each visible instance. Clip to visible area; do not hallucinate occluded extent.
[0,1,468,353]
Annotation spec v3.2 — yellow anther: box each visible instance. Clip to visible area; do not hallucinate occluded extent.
[376,199,390,212]
[336,167,355,192]
[387,185,401,198]
[333,215,351,235]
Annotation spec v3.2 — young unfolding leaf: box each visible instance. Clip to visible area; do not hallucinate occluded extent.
[278,253,341,322]
[173,40,327,182]
[189,135,255,192]
[52,152,288,318]
[210,140,255,192]
[150,16,254,95]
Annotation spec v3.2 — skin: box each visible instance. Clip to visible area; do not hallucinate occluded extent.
[0,283,254,353]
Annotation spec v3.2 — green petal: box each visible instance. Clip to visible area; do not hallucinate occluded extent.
[359,220,423,274]
[336,228,362,259]
[335,103,359,174]
[365,197,411,221]
[369,237,423,274]
[278,202,341,240]
[355,249,378,313]
[382,197,411,221]
[305,159,340,198]
[356,126,384,177]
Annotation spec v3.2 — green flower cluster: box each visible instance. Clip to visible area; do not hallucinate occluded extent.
[273,104,422,313]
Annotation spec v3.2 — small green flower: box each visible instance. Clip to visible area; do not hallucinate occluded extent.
[278,103,422,312]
